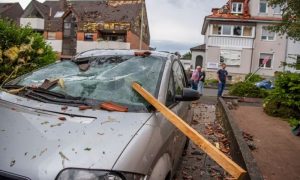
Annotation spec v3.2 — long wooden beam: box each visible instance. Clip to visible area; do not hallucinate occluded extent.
[132,82,246,179]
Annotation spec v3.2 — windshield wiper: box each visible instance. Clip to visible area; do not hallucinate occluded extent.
[3,85,88,106]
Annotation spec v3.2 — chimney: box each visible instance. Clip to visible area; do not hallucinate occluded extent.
[60,0,68,10]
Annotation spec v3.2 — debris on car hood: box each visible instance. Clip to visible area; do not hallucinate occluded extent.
[0,93,153,179]
[100,102,128,112]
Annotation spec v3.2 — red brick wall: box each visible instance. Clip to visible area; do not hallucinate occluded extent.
[126,31,149,50]
[56,32,63,40]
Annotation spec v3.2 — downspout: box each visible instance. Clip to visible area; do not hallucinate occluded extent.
[139,0,144,50]
[283,36,288,72]
[249,25,256,74]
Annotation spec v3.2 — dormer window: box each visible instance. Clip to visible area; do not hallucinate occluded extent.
[232,2,243,14]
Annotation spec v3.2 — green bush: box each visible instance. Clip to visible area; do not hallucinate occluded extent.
[264,72,300,120]
[0,19,56,85]
[229,81,269,98]
[245,73,264,83]
[205,79,219,86]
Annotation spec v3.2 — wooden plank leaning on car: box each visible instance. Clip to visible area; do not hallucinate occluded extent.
[132,82,246,180]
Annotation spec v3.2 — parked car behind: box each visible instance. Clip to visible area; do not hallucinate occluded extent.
[0,50,199,180]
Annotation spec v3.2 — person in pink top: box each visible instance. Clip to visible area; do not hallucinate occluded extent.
[191,66,201,90]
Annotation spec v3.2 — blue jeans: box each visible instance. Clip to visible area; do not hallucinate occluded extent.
[198,81,204,95]
[192,81,198,90]
[218,82,226,97]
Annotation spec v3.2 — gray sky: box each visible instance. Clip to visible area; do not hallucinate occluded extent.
[0,0,226,54]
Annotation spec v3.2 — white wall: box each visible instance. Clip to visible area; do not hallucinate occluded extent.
[249,0,282,18]
[191,51,205,69]
[46,40,62,53]
[252,23,287,76]
[180,59,191,70]
[20,18,44,30]
[77,41,130,53]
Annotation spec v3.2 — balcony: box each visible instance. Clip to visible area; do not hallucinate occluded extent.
[77,41,131,53]
[20,18,44,30]
[208,36,254,49]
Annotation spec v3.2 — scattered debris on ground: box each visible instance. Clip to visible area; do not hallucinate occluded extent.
[242,131,256,150]
[175,98,233,180]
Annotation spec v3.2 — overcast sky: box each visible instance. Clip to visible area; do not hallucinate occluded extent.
[0,0,226,54]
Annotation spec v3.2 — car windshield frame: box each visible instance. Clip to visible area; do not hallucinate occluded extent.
[6,55,167,112]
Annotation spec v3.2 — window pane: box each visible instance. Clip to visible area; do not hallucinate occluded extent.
[232,3,237,12]
[260,2,267,13]
[220,50,241,66]
[233,26,242,36]
[243,26,252,36]
[84,33,94,41]
[222,25,231,35]
[232,3,243,13]
[48,32,56,40]
[262,27,275,40]
[273,5,281,14]
[166,74,175,106]
[259,53,273,68]
[212,25,221,35]
[172,61,185,95]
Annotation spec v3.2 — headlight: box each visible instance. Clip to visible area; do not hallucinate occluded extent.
[56,169,146,180]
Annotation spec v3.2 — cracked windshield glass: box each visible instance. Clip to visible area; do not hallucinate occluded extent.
[15,55,165,109]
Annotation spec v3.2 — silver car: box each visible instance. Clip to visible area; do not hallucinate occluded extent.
[0,50,199,180]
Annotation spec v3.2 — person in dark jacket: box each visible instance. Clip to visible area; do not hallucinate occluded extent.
[217,63,228,97]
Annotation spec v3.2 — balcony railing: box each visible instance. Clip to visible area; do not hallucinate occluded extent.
[208,36,253,49]
[77,41,131,53]
[20,18,45,30]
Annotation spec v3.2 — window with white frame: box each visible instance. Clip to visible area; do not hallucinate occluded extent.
[261,26,275,40]
[259,53,273,68]
[260,0,268,13]
[220,50,241,66]
[211,25,254,37]
[47,32,56,40]
[222,25,232,35]
[233,26,242,36]
[243,26,253,36]
[272,5,282,14]
[232,2,243,13]
[212,24,222,35]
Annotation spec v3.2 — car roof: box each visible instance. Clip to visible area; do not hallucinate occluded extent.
[74,49,172,60]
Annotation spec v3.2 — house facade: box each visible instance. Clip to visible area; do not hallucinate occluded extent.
[201,0,300,82]
[20,0,150,59]
[190,44,206,69]
[0,3,23,25]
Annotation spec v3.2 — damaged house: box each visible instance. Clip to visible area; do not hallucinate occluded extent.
[20,0,150,59]
[0,2,23,25]
[201,0,300,81]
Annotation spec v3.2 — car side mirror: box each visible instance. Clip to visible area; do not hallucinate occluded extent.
[175,88,200,101]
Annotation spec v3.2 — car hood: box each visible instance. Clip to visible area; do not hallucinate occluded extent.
[0,92,152,180]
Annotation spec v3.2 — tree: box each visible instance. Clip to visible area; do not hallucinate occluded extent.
[0,19,56,85]
[182,51,192,60]
[267,0,300,41]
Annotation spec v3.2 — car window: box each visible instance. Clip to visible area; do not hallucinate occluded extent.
[14,55,166,111]
[166,61,186,106]
[173,61,186,95]
[166,73,175,107]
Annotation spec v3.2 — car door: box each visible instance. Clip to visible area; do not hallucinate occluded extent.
[165,60,191,173]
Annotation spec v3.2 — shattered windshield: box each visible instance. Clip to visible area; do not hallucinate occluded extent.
[14,55,166,111]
